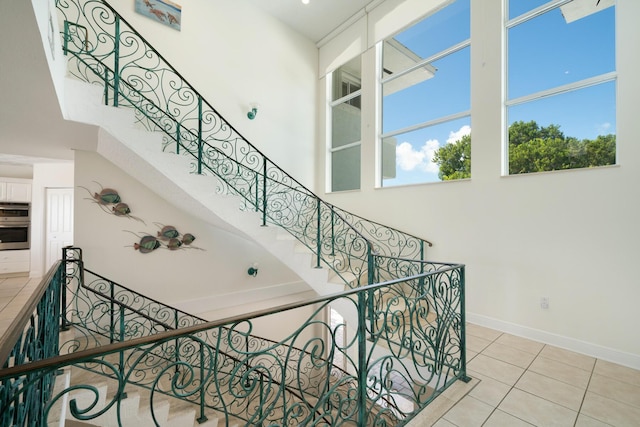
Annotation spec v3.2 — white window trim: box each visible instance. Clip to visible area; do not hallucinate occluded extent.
[503,0,617,175]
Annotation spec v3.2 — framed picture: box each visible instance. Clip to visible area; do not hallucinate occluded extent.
[134,0,182,31]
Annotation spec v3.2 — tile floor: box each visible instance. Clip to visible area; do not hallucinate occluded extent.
[427,323,640,427]
[0,275,40,341]
[2,276,640,426]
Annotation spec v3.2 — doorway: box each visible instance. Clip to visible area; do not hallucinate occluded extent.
[45,188,74,270]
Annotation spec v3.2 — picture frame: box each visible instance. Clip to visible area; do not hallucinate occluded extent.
[134,0,181,31]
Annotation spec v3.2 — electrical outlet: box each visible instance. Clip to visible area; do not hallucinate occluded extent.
[540,297,549,310]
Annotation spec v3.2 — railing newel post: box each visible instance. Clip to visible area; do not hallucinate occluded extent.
[113,15,120,107]
[176,124,181,155]
[118,304,127,399]
[196,342,208,423]
[330,207,335,256]
[110,282,115,344]
[419,241,425,294]
[197,96,203,174]
[254,173,259,212]
[459,265,471,382]
[316,199,322,268]
[261,159,267,226]
[60,248,69,332]
[357,291,367,427]
[104,68,110,106]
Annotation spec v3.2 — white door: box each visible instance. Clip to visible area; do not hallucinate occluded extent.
[46,188,74,270]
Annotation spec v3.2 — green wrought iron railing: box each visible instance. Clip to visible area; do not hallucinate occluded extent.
[56,0,433,288]
[0,262,65,426]
[0,247,468,426]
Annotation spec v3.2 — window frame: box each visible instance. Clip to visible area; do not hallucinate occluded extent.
[327,56,363,193]
[503,0,617,175]
[377,3,471,188]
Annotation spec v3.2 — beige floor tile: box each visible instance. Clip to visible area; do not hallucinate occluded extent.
[499,388,577,426]
[406,395,457,427]
[588,373,640,409]
[581,391,640,426]
[483,409,534,426]
[515,370,585,411]
[467,370,511,407]
[495,334,544,355]
[466,323,502,341]
[432,418,457,427]
[466,349,478,362]
[528,356,591,389]
[482,342,537,369]
[539,345,596,372]
[467,354,524,386]
[466,335,493,353]
[574,413,613,427]
[443,396,493,427]
[594,359,640,388]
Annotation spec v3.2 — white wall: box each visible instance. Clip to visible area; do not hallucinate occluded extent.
[318,0,640,368]
[30,162,74,277]
[74,150,310,312]
[104,0,318,190]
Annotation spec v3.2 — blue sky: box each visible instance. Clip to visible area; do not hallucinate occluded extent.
[382,0,616,187]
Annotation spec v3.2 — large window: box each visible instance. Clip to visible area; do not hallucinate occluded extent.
[505,0,616,175]
[329,56,362,192]
[380,0,470,187]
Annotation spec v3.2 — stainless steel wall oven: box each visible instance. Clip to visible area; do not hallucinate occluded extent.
[0,202,30,250]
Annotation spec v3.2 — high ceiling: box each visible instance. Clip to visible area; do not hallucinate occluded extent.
[246,0,377,43]
[0,0,96,166]
[0,0,372,168]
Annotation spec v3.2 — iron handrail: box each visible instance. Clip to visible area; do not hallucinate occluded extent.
[64,40,377,274]
[0,261,63,366]
[0,264,461,379]
[59,0,432,282]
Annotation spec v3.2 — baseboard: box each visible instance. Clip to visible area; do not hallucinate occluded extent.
[467,312,640,371]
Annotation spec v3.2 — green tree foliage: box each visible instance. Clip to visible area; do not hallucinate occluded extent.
[432,121,616,180]
[432,134,471,180]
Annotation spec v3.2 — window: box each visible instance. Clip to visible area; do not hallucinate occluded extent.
[329,56,362,192]
[505,0,616,175]
[380,0,470,186]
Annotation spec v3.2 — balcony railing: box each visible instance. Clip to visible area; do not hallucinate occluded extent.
[56,0,432,289]
[0,247,468,426]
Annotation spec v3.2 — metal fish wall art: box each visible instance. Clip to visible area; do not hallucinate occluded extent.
[126,226,202,254]
[79,182,145,224]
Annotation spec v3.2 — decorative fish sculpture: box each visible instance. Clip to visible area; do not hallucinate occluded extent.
[93,188,121,205]
[181,233,196,245]
[167,238,183,251]
[157,225,180,240]
[112,203,131,216]
[134,235,161,254]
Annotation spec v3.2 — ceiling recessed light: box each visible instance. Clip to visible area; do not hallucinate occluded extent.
[301,0,310,4]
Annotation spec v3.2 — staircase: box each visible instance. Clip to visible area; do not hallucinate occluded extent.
[0,1,469,426]
[64,77,346,297]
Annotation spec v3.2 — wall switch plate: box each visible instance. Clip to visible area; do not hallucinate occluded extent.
[540,297,549,309]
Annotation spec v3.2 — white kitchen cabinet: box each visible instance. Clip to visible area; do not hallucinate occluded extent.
[0,250,30,275]
[6,182,31,202]
[0,179,32,202]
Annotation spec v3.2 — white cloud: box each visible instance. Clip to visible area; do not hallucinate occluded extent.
[597,122,612,134]
[395,125,472,174]
[446,125,471,145]
[396,139,440,173]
